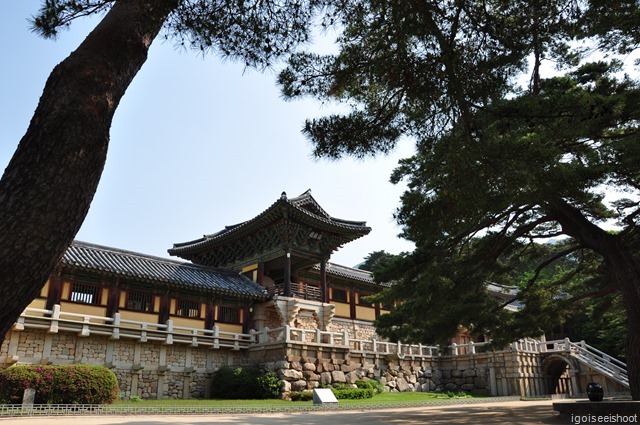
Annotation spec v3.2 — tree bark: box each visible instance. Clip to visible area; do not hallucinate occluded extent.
[549,200,640,400]
[0,0,177,345]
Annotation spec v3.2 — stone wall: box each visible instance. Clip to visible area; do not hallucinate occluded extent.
[2,327,628,400]
[327,318,377,341]
[1,328,246,400]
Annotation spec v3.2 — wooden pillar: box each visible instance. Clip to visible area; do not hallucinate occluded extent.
[46,272,63,311]
[205,302,215,329]
[242,305,251,334]
[349,288,356,320]
[106,284,120,317]
[375,303,381,319]
[284,252,292,297]
[257,261,265,286]
[158,294,170,324]
[320,260,328,303]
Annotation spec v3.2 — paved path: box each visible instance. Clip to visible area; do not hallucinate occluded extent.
[0,400,569,424]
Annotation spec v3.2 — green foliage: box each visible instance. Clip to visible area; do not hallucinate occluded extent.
[290,390,313,401]
[355,379,384,395]
[331,387,374,400]
[280,1,640,393]
[210,367,280,400]
[30,1,347,70]
[0,364,119,404]
[255,371,281,399]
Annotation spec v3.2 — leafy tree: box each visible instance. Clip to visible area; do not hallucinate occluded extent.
[0,0,343,346]
[280,1,640,399]
[356,250,396,272]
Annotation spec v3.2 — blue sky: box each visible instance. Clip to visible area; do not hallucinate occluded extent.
[0,1,415,267]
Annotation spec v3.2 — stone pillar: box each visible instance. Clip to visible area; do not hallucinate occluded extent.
[489,362,498,396]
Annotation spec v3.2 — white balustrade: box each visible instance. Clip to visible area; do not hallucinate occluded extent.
[16,304,626,386]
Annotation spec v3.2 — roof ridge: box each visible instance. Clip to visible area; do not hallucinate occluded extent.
[71,240,237,274]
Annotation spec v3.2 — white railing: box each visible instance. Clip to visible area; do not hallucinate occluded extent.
[570,340,629,388]
[14,305,252,350]
[12,305,629,384]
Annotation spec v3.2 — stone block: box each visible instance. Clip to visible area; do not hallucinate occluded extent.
[280,369,303,380]
[320,372,332,385]
[345,371,359,384]
[463,369,476,378]
[291,361,303,371]
[444,383,458,392]
[304,371,320,381]
[396,377,409,392]
[291,380,307,392]
[474,376,488,388]
[331,370,346,383]
[274,360,289,370]
[303,362,316,372]
[451,369,462,378]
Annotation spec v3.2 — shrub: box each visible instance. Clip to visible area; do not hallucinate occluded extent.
[210,366,281,399]
[290,390,313,401]
[355,379,384,395]
[0,364,119,404]
[256,371,281,399]
[332,387,374,400]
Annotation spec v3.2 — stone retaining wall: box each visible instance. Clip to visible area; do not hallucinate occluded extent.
[2,328,627,400]
[1,328,246,400]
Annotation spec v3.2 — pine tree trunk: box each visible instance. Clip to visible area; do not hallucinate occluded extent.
[549,201,640,400]
[0,0,177,345]
[607,246,640,401]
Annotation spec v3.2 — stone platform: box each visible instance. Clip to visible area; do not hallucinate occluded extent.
[553,399,640,420]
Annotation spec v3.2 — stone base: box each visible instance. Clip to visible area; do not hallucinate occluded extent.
[553,399,640,420]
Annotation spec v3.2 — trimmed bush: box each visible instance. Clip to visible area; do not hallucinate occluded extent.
[290,390,313,401]
[0,364,119,404]
[210,366,280,399]
[332,387,374,400]
[355,379,384,395]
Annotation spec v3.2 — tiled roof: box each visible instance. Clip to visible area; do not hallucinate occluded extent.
[312,262,392,287]
[62,241,268,300]
[169,190,371,256]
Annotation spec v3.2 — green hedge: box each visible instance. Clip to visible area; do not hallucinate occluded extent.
[210,366,280,399]
[0,364,119,404]
[332,387,374,399]
[290,384,378,401]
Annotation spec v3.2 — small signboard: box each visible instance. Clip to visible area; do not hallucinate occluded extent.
[312,388,338,406]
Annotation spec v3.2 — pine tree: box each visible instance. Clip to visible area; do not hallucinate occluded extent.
[280,0,640,399]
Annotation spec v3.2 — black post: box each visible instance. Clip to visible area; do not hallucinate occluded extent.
[284,252,292,297]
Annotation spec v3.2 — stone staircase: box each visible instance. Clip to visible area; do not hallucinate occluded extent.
[566,340,629,388]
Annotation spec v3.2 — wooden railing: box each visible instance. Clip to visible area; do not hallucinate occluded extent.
[266,282,322,302]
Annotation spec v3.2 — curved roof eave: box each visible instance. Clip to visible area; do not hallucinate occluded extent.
[169,191,371,256]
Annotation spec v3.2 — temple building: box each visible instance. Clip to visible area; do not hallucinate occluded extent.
[23,190,389,345]
[4,190,627,400]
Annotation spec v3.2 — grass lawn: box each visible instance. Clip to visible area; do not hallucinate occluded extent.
[115,392,485,406]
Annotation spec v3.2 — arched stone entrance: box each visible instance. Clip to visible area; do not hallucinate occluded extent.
[541,354,579,396]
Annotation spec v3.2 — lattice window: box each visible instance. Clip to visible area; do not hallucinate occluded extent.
[218,306,240,324]
[331,288,348,303]
[69,283,100,305]
[176,299,200,318]
[126,291,153,312]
